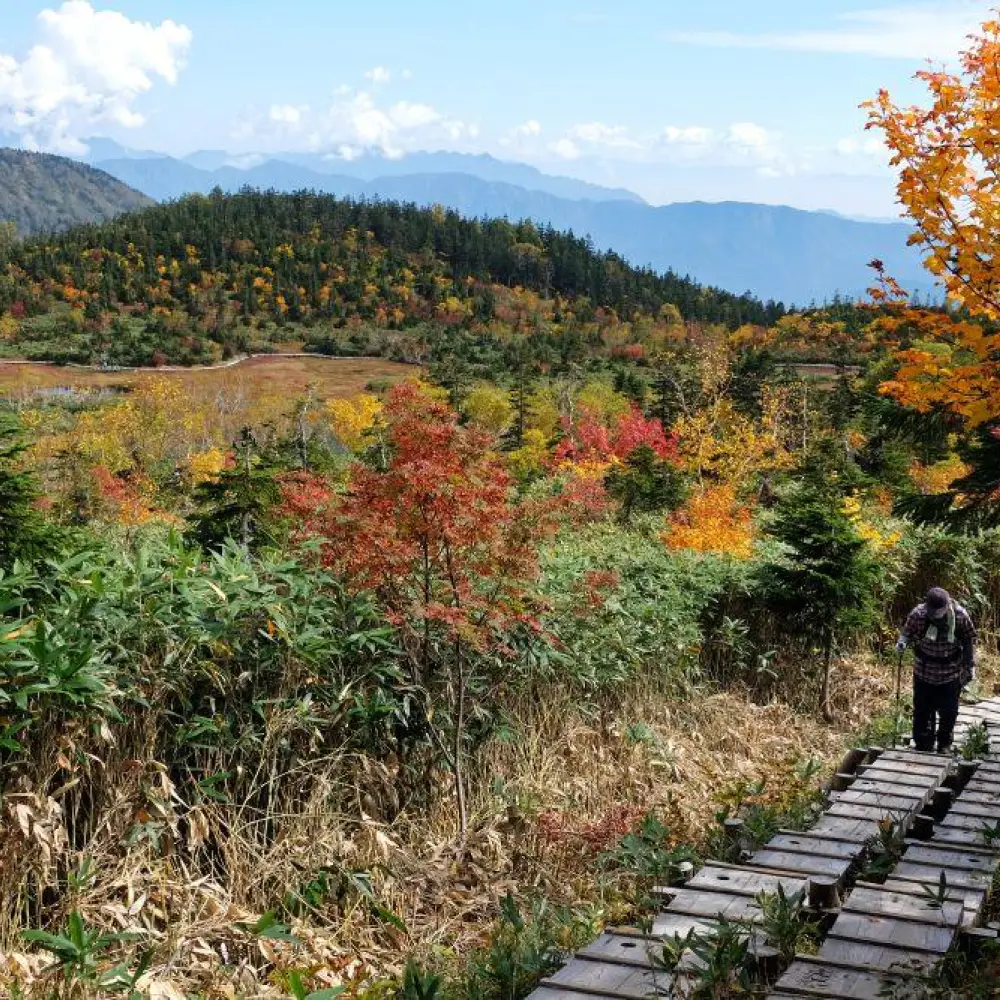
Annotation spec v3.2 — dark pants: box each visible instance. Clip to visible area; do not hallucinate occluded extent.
[912,676,961,752]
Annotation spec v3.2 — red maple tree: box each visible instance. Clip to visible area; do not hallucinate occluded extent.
[280,381,590,836]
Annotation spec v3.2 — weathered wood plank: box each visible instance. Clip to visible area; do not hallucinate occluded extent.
[902,844,999,873]
[648,913,716,938]
[577,934,660,969]
[686,866,806,898]
[747,850,851,880]
[827,912,953,953]
[659,888,761,920]
[937,812,1000,832]
[879,880,985,925]
[529,988,625,999]
[892,861,993,889]
[809,816,881,842]
[928,826,996,849]
[818,938,937,972]
[765,832,862,859]
[851,768,939,790]
[827,802,913,823]
[774,959,905,999]
[949,800,1000,819]
[542,957,659,999]
[843,886,963,927]
[830,789,924,810]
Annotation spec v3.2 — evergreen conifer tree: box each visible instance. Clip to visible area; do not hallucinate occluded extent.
[758,474,880,721]
[189,428,280,551]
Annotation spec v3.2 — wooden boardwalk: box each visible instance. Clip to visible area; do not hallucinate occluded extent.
[527,699,1000,1000]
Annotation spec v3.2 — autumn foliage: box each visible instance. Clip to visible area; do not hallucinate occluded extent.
[866,17,1000,426]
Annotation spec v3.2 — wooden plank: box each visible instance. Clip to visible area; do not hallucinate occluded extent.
[891,861,993,889]
[858,761,948,779]
[879,749,950,766]
[766,832,862,858]
[747,850,851,880]
[529,988,624,1000]
[880,880,985,924]
[827,912,953,953]
[542,957,658,999]
[649,912,716,938]
[810,816,881,842]
[839,777,929,796]
[686,865,806,898]
[928,826,996,849]
[949,800,1000,819]
[577,934,659,969]
[818,938,937,972]
[902,844,999,873]
[660,888,761,920]
[830,789,924,810]
[827,802,912,823]
[937,812,1000,832]
[950,788,1000,805]
[775,959,903,999]
[843,886,963,927]
[852,768,939,790]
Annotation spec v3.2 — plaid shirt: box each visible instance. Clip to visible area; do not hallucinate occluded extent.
[901,602,976,684]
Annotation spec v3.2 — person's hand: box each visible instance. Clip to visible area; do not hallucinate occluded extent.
[895,637,907,653]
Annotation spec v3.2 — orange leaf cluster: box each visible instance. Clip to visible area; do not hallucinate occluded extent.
[662,484,754,559]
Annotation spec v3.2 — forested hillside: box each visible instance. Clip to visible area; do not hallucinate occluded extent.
[94,152,925,304]
[0,148,152,235]
[0,189,789,366]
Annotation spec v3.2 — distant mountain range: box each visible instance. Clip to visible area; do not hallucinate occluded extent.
[0,148,152,236]
[0,136,931,305]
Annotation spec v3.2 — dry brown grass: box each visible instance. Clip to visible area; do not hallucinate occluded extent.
[0,649,912,999]
[0,357,416,400]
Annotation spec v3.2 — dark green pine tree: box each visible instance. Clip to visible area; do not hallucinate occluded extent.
[758,481,880,722]
[605,445,688,524]
[0,410,59,569]
[189,428,281,552]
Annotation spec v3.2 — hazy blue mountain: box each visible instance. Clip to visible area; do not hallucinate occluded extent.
[286,150,646,203]
[96,142,643,203]
[96,154,929,305]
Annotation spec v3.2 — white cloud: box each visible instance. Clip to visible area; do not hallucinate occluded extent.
[239,87,477,158]
[364,66,391,84]
[666,3,987,61]
[513,119,542,137]
[269,103,305,125]
[549,137,581,160]
[569,121,642,149]
[726,122,772,149]
[0,1,191,152]
[663,125,713,145]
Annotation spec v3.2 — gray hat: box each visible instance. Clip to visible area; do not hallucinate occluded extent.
[925,587,950,613]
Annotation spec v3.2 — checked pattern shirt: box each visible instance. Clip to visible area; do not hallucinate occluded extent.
[901,602,976,685]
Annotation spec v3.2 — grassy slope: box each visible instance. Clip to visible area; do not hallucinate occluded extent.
[0,149,153,235]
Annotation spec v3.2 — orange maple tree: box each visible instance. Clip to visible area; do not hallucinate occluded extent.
[866,16,1000,425]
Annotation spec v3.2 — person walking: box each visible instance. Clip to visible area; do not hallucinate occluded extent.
[896,587,976,752]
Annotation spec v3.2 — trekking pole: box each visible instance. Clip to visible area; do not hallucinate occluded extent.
[894,648,904,748]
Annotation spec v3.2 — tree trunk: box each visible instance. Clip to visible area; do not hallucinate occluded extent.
[453,643,468,842]
[821,633,835,723]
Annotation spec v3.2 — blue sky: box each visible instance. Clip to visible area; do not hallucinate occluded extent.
[0,1,994,214]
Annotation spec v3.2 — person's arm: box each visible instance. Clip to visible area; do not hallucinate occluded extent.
[896,608,921,651]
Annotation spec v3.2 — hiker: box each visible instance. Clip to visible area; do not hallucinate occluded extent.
[896,587,976,753]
